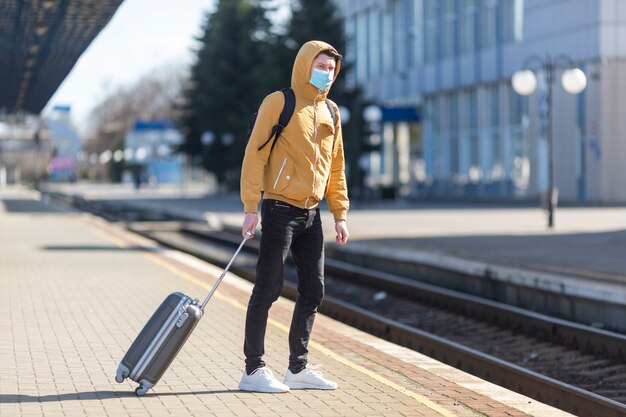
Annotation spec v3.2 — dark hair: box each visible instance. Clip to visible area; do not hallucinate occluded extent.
[319,49,342,63]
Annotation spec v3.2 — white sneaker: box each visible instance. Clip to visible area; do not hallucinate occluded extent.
[239,367,290,393]
[283,365,338,390]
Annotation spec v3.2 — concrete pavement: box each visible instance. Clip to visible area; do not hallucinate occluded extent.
[0,187,574,416]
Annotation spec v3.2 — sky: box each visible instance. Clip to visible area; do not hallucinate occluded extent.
[43,0,247,135]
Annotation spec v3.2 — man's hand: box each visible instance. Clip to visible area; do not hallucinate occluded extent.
[335,220,349,245]
[242,213,258,237]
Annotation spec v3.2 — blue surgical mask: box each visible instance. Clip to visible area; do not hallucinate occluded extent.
[309,68,333,91]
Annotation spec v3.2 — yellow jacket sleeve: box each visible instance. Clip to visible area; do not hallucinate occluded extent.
[240,92,284,213]
[326,119,349,222]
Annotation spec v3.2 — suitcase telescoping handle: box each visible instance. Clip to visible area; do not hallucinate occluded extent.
[200,230,252,310]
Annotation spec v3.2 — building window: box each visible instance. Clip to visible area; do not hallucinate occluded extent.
[468,89,479,176]
[479,0,497,49]
[431,97,441,133]
[382,7,393,73]
[468,89,478,131]
[510,85,525,126]
[368,8,380,78]
[344,17,357,88]
[442,0,457,59]
[501,0,524,43]
[428,97,442,178]
[459,0,476,55]
[407,0,417,67]
[491,85,500,126]
[356,12,368,82]
[489,85,502,180]
[423,0,438,63]
[511,127,529,192]
[449,94,459,176]
[508,85,529,192]
[393,0,408,72]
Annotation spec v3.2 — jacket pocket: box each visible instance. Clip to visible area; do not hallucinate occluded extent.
[318,121,335,155]
[272,157,293,192]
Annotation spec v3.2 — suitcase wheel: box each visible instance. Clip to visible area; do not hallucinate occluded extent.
[115,365,129,384]
[135,379,153,396]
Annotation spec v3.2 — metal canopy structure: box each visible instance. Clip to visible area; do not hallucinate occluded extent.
[0,0,123,114]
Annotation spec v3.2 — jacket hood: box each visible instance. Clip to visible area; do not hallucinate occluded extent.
[291,40,341,102]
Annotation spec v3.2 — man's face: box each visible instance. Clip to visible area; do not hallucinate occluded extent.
[311,53,336,78]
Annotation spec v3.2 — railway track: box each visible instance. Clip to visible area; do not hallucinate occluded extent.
[49,195,626,417]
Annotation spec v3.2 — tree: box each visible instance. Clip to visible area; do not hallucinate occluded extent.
[179,0,272,189]
[274,0,351,101]
[179,0,364,194]
[86,65,186,181]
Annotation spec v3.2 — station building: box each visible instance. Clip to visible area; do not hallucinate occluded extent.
[335,0,626,203]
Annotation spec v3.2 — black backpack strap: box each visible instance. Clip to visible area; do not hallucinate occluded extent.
[325,98,338,153]
[325,99,337,127]
[257,87,295,153]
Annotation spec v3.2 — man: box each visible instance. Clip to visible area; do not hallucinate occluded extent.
[238,40,349,393]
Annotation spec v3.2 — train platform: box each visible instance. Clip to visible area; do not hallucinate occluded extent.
[0,186,573,416]
[43,184,626,324]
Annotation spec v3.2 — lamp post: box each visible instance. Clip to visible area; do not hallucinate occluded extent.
[511,54,587,228]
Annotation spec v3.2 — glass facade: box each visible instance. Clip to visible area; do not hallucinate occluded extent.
[356,12,368,82]
[441,0,457,58]
[423,0,438,63]
[342,0,529,198]
[344,17,356,88]
[449,94,459,176]
[509,85,529,193]
[501,0,524,43]
[368,8,380,78]
[345,0,524,76]
[459,0,477,54]
[422,84,527,195]
[382,6,393,73]
[489,85,502,180]
[468,89,479,180]
[393,0,407,72]
[429,98,441,179]
[479,0,497,49]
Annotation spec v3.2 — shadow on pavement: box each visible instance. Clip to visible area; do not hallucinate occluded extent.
[40,245,159,252]
[0,389,247,402]
[1,199,62,213]
[112,195,244,214]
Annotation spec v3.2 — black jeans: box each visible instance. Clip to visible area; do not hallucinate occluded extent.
[243,199,325,374]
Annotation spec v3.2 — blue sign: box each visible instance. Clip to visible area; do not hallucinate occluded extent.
[381,106,420,122]
[133,120,173,131]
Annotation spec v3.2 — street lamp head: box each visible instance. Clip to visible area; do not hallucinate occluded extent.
[201,131,215,146]
[561,68,587,94]
[338,106,350,124]
[221,132,235,146]
[512,69,537,96]
[362,105,382,123]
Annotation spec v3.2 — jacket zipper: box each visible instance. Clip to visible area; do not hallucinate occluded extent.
[273,157,287,190]
[305,92,322,209]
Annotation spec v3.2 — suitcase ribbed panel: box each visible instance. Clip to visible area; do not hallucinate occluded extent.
[120,292,188,381]
[130,296,190,380]
[139,303,203,385]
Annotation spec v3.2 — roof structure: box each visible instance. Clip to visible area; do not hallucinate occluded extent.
[0,0,123,114]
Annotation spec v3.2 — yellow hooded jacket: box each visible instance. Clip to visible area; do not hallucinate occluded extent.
[240,40,349,221]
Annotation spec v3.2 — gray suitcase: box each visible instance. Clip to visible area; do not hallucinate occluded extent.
[115,232,251,395]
